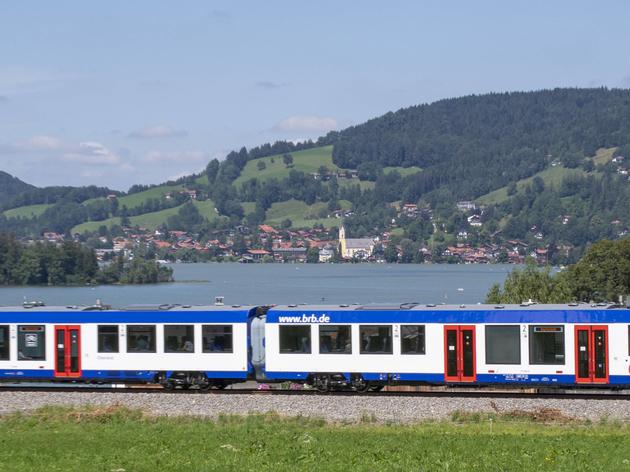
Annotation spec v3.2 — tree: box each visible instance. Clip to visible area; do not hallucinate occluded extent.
[384,245,398,263]
[306,247,319,263]
[205,159,220,184]
[567,238,630,302]
[282,153,293,167]
[506,182,518,196]
[485,260,573,304]
[280,218,292,229]
[257,161,266,171]
[400,239,417,263]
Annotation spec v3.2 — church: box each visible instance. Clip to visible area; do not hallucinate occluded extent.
[338,225,375,260]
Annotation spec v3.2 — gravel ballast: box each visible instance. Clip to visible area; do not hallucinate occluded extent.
[1,391,630,423]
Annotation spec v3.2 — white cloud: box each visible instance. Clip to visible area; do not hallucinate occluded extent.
[256,80,289,89]
[14,135,64,151]
[142,150,207,164]
[167,171,194,181]
[273,115,338,133]
[127,125,188,139]
[61,142,121,166]
[0,66,78,95]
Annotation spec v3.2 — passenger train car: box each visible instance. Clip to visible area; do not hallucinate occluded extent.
[0,302,256,389]
[1,300,630,391]
[263,303,630,391]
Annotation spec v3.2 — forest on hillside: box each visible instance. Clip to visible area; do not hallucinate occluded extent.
[329,88,630,199]
[2,88,630,262]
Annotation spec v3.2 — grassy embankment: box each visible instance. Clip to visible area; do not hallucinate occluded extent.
[2,203,52,219]
[475,147,615,206]
[6,146,423,232]
[72,199,218,233]
[0,406,628,471]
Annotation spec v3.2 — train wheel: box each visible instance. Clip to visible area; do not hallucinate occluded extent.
[163,381,175,391]
[352,377,370,393]
[369,385,384,392]
[314,375,330,393]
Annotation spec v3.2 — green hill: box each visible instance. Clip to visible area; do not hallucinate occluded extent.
[72,200,218,233]
[0,171,35,209]
[3,203,52,219]
[476,166,589,205]
[83,184,186,210]
[233,146,339,187]
[264,199,351,229]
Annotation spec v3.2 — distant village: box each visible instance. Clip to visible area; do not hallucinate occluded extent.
[24,197,595,266]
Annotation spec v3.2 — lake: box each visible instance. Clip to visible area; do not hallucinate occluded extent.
[0,263,516,308]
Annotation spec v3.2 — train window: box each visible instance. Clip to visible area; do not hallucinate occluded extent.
[485,325,520,364]
[0,326,9,360]
[529,325,564,365]
[17,325,46,361]
[279,325,311,354]
[97,325,119,353]
[202,325,233,353]
[360,325,392,354]
[319,325,352,354]
[164,325,195,353]
[401,325,425,354]
[126,325,156,353]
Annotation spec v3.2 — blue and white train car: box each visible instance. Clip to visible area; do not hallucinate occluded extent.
[262,303,630,391]
[0,302,257,389]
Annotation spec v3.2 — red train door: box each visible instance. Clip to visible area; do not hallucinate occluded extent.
[444,326,476,382]
[575,325,608,384]
[54,326,81,378]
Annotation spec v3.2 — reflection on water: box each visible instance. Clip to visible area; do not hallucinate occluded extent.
[0,263,515,307]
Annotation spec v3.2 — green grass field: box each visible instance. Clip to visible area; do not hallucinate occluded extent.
[591,147,617,165]
[233,145,339,187]
[233,145,420,188]
[2,203,52,219]
[475,148,617,206]
[384,165,422,177]
[72,200,218,233]
[264,199,350,229]
[1,406,629,471]
[476,166,588,205]
[82,184,186,210]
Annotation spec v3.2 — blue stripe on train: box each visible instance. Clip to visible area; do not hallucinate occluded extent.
[0,369,248,381]
[267,309,630,324]
[262,371,630,386]
[0,311,252,324]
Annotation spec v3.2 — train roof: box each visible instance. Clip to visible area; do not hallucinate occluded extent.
[269,302,627,312]
[0,303,256,313]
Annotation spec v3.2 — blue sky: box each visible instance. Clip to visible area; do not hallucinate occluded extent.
[1,1,629,190]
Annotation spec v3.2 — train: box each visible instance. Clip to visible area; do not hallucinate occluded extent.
[1,299,629,391]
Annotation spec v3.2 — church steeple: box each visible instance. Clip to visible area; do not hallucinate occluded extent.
[339,224,346,241]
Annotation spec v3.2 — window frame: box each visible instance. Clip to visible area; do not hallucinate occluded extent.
[97,325,119,353]
[0,325,9,361]
[400,325,426,355]
[359,325,393,355]
[485,325,521,365]
[126,325,157,353]
[164,325,195,353]
[528,325,565,365]
[17,325,46,361]
[202,324,234,353]
[319,324,352,354]
[279,325,312,354]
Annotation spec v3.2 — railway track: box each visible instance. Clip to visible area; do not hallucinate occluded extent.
[2,384,630,400]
